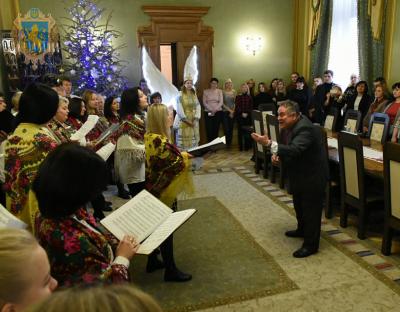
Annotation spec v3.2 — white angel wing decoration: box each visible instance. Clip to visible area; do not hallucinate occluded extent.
[141,46,179,108]
[183,45,198,85]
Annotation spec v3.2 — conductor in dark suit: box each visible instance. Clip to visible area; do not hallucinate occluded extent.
[252,101,328,258]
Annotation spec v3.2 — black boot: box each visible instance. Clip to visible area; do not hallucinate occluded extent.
[161,234,192,282]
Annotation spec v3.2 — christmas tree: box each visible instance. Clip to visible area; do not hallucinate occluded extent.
[62,0,127,96]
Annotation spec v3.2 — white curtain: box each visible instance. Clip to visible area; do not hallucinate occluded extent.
[328,0,359,90]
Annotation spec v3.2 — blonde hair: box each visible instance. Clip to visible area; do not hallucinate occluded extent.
[0,228,39,307]
[12,91,22,111]
[27,284,163,312]
[59,96,69,107]
[147,103,171,139]
[240,83,250,95]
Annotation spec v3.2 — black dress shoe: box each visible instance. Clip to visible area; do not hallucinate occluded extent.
[285,230,304,238]
[146,257,165,273]
[164,268,192,282]
[102,204,113,212]
[118,190,131,200]
[293,247,318,258]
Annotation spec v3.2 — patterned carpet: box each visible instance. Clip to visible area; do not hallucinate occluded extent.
[106,148,400,311]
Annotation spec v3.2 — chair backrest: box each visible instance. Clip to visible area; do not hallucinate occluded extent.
[338,131,365,204]
[343,109,362,133]
[324,108,339,131]
[368,112,389,144]
[383,142,400,220]
[265,113,280,143]
[252,110,266,155]
[258,103,277,115]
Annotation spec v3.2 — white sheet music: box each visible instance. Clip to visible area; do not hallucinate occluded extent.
[70,115,99,141]
[100,190,172,241]
[187,136,226,153]
[96,142,115,161]
[327,137,338,149]
[137,209,196,255]
[254,120,263,152]
[0,204,27,229]
[363,147,383,162]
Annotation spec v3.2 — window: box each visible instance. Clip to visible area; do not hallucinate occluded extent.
[327,0,359,89]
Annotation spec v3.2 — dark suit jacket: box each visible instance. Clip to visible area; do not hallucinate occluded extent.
[277,117,328,194]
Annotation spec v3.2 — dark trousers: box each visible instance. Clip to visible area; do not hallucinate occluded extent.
[205,111,223,142]
[0,182,5,207]
[128,181,146,197]
[222,111,234,146]
[236,115,252,151]
[292,190,324,250]
[91,193,106,219]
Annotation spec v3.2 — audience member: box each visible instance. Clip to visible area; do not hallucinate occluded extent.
[313,70,336,124]
[347,80,371,131]
[383,82,400,127]
[254,82,273,110]
[246,78,256,100]
[33,143,138,287]
[286,72,299,93]
[203,77,224,142]
[150,92,162,105]
[60,77,73,97]
[268,78,279,97]
[0,228,57,312]
[362,85,389,133]
[27,284,162,312]
[287,76,310,116]
[235,83,253,151]
[222,78,236,147]
[3,83,59,231]
[0,92,15,137]
[274,79,287,103]
[139,78,151,97]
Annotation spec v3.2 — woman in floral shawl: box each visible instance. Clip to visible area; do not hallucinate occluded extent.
[34,143,138,287]
[114,87,148,197]
[4,83,59,231]
[144,103,193,282]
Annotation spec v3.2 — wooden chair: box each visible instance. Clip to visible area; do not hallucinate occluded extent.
[252,110,269,178]
[319,126,335,218]
[338,131,383,239]
[381,142,400,255]
[324,108,338,132]
[265,114,285,189]
[368,112,389,144]
[343,109,361,133]
[258,102,277,115]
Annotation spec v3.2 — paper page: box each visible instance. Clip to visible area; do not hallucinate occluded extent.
[327,137,338,149]
[346,119,357,133]
[370,123,384,142]
[100,190,172,241]
[187,136,226,153]
[96,142,115,161]
[137,209,196,255]
[363,146,383,162]
[0,204,27,229]
[95,122,121,146]
[70,115,99,141]
[269,124,277,142]
[254,120,263,152]
[324,115,334,130]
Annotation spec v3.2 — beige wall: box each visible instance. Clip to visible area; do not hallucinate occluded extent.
[18,0,294,90]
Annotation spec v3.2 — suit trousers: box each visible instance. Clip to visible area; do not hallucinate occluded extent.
[292,190,324,250]
[204,111,223,142]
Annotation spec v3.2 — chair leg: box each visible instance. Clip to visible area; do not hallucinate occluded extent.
[325,183,333,219]
[357,207,367,240]
[279,170,285,189]
[255,156,260,174]
[263,157,269,179]
[270,165,277,183]
[340,202,348,228]
[381,225,393,256]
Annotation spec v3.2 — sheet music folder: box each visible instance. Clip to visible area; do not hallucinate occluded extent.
[100,190,196,255]
[187,136,226,156]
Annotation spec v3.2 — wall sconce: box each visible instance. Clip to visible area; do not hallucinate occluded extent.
[245,36,262,56]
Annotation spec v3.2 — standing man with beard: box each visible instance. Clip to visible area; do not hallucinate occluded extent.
[251,101,328,258]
